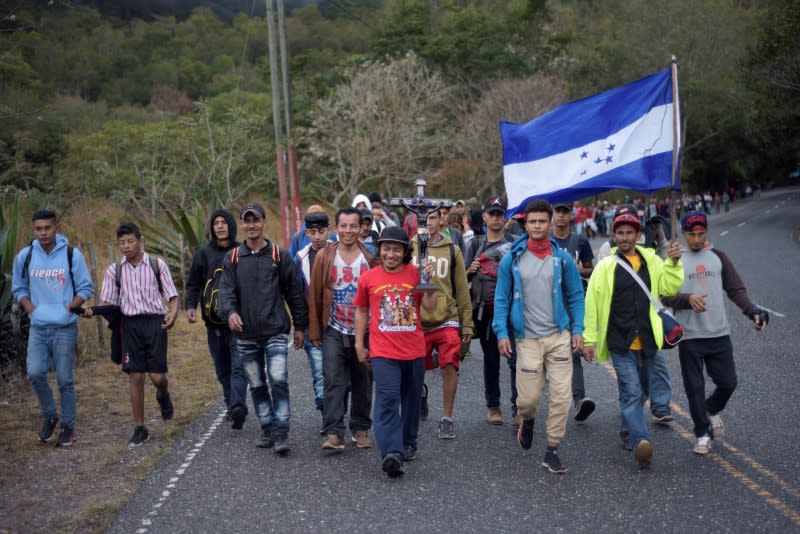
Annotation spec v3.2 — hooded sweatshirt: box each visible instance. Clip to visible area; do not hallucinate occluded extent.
[185,209,239,325]
[12,234,94,328]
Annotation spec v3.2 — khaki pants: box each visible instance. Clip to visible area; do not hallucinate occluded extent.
[516,331,573,445]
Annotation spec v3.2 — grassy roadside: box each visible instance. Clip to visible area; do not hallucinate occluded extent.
[0,319,220,533]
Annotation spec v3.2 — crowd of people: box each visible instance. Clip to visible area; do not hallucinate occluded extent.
[11,190,768,477]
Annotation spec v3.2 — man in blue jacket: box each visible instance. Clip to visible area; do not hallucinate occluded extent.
[493,200,585,474]
[12,210,94,447]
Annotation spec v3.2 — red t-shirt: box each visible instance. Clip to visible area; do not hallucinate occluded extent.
[354,263,426,360]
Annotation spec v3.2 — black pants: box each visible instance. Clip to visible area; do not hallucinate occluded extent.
[476,313,517,413]
[572,352,586,402]
[678,336,737,437]
[322,328,373,436]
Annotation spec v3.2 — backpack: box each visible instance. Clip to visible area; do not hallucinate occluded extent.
[21,242,76,297]
[114,256,163,301]
[204,243,280,324]
[470,235,513,321]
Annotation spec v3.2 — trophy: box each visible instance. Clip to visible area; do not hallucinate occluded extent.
[388,178,452,292]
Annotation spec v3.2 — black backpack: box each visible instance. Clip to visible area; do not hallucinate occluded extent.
[200,244,264,326]
[470,235,514,321]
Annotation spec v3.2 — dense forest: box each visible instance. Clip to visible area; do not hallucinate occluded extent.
[1,0,799,215]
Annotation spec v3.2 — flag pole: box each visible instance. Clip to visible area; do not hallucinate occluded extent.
[669,56,681,241]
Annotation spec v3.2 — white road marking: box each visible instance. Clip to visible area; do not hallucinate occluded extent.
[737,222,746,227]
[753,304,786,318]
[135,409,227,532]
[720,230,729,236]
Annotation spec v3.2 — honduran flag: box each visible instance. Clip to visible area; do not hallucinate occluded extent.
[500,68,679,217]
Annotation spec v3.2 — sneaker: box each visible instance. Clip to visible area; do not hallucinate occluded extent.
[381,452,405,477]
[693,434,712,455]
[230,405,246,430]
[486,407,504,425]
[273,435,290,454]
[322,434,345,450]
[156,392,174,421]
[542,448,567,474]
[351,431,373,449]
[403,445,417,462]
[517,418,534,450]
[128,426,149,447]
[420,383,429,421]
[512,413,522,428]
[708,412,724,438]
[634,439,653,468]
[438,418,456,439]
[653,412,674,424]
[39,416,59,442]
[224,408,232,421]
[574,398,596,422]
[55,426,76,447]
[619,431,633,452]
[256,430,274,449]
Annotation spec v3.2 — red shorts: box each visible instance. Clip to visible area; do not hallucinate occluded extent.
[424,327,461,371]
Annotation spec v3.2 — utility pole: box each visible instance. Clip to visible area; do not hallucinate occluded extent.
[266,0,291,247]
[277,0,302,235]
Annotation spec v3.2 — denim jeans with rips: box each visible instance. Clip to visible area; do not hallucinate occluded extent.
[237,334,290,436]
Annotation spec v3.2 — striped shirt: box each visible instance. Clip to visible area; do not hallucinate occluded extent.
[100,253,179,316]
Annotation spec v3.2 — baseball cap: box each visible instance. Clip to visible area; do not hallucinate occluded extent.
[304,211,329,229]
[484,196,507,213]
[455,199,466,207]
[358,207,373,223]
[681,211,708,232]
[377,226,410,248]
[614,204,637,218]
[613,213,641,232]
[552,202,571,211]
[240,201,265,220]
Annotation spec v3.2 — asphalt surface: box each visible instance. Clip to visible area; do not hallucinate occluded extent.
[109,187,800,533]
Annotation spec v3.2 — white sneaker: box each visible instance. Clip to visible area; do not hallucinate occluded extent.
[693,435,712,455]
[708,413,724,438]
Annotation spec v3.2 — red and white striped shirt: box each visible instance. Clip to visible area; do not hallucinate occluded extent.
[100,253,179,316]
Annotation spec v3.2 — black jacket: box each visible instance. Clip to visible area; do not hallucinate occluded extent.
[217,238,308,340]
[185,209,239,326]
[607,251,657,355]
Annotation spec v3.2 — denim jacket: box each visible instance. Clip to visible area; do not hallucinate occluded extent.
[492,235,585,342]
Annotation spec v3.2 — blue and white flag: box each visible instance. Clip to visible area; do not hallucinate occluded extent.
[500,68,679,216]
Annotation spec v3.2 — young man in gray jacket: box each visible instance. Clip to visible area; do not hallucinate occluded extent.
[662,212,768,455]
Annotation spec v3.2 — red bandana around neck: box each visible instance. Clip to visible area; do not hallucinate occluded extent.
[527,238,552,259]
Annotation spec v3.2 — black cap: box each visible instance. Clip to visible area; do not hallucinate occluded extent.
[377,226,410,248]
[304,211,329,229]
[358,207,373,222]
[552,202,571,211]
[240,202,265,220]
[614,204,637,218]
[484,196,507,213]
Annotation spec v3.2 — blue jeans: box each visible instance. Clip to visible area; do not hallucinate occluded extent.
[27,324,78,428]
[646,351,672,416]
[303,335,324,411]
[237,334,290,436]
[611,349,654,448]
[206,326,248,413]
[372,357,425,457]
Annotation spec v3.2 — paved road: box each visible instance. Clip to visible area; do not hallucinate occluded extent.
[109,188,800,533]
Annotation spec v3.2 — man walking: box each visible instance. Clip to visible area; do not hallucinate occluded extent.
[550,201,596,421]
[412,208,473,439]
[308,207,376,452]
[12,210,94,446]
[464,197,517,426]
[94,222,179,447]
[218,202,307,454]
[354,227,439,476]
[583,210,683,468]
[493,200,585,474]
[662,212,768,454]
[185,209,249,429]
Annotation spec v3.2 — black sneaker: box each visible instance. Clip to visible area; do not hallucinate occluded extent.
[224,408,232,421]
[156,392,174,421]
[403,445,417,462]
[382,452,405,477]
[39,416,59,442]
[230,405,246,430]
[517,418,534,450]
[256,430,274,449]
[273,434,290,455]
[420,383,429,421]
[574,398,596,422]
[55,426,76,447]
[128,426,149,447]
[542,448,567,474]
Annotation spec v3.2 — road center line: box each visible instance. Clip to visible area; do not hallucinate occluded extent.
[737,222,746,227]
[753,304,786,318]
[720,230,729,237]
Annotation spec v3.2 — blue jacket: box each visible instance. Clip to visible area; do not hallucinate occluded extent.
[12,234,94,327]
[492,235,585,342]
